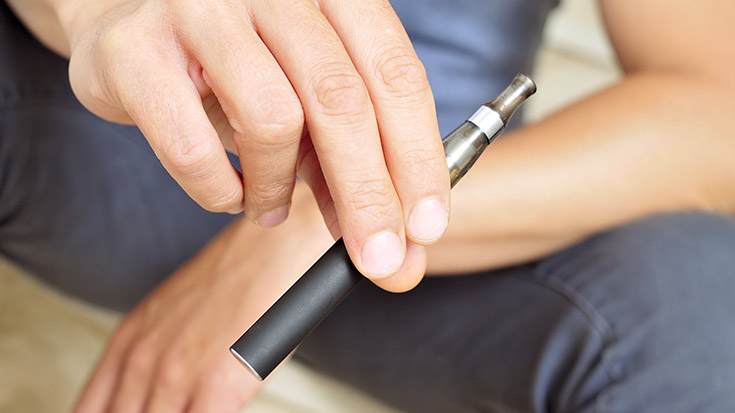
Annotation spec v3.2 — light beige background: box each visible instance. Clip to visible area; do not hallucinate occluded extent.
[0,1,621,411]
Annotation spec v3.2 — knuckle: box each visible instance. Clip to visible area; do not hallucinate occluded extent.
[96,22,147,77]
[112,316,138,343]
[69,61,115,111]
[400,145,447,174]
[97,24,130,59]
[161,135,218,176]
[195,181,242,212]
[374,47,430,98]
[235,90,304,147]
[246,177,294,207]
[312,71,370,117]
[396,149,449,193]
[160,139,242,212]
[342,175,395,220]
[126,339,156,375]
[87,25,137,94]
[199,367,229,391]
[85,81,113,109]
[200,186,242,213]
[156,351,186,392]
[199,369,249,407]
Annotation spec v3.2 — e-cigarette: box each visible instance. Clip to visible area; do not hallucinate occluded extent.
[231,73,537,381]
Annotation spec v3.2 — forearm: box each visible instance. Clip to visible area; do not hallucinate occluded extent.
[427,71,735,274]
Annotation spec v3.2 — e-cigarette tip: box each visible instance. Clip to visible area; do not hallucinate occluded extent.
[230,347,265,381]
[486,73,537,124]
[514,73,537,96]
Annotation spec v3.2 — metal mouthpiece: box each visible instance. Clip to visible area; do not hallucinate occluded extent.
[486,73,537,125]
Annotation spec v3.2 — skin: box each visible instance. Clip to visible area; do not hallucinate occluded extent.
[5,0,735,411]
[71,182,430,412]
[73,184,341,412]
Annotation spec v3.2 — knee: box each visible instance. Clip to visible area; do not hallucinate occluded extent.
[604,211,735,271]
[586,210,735,345]
[592,211,735,305]
[542,211,735,303]
[537,211,735,409]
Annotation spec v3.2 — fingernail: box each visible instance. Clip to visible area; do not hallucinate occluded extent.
[407,198,449,243]
[361,232,404,278]
[227,206,244,215]
[255,205,289,227]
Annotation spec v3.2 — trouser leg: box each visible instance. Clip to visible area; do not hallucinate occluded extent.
[0,2,236,311]
[296,212,735,412]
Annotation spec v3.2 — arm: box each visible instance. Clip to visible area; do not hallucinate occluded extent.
[426,0,735,274]
[75,182,337,412]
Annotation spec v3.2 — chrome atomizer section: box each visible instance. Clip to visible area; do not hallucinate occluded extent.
[444,73,537,187]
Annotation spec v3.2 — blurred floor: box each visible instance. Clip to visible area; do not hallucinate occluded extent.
[0,1,621,412]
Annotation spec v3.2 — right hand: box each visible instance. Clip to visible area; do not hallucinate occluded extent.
[56,0,450,290]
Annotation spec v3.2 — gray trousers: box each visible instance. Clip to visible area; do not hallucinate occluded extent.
[2,2,734,412]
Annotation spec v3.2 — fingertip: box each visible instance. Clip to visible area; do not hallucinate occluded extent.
[254,205,290,227]
[406,197,449,245]
[370,241,426,293]
[359,231,405,279]
[226,205,244,215]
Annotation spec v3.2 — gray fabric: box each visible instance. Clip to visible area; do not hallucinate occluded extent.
[2,1,735,412]
[0,2,236,310]
[297,211,735,412]
[392,0,558,133]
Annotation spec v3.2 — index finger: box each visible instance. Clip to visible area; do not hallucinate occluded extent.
[115,55,244,214]
[252,0,408,280]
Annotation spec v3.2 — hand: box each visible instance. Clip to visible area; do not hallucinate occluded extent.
[57,0,450,286]
[75,183,429,411]
[74,185,337,412]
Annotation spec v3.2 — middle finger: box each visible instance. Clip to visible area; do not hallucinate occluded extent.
[251,0,407,279]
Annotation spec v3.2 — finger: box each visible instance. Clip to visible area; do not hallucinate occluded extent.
[299,148,423,292]
[114,57,244,214]
[107,331,164,412]
[74,320,137,412]
[253,0,407,279]
[181,3,305,227]
[202,94,236,153]
[296,132,340,239]
[370,240,427,293]
[143,322,214,412]
[321,0,451,245]
[188,358,262,413]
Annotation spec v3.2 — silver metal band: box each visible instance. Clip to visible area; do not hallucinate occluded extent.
[467,105,504,138]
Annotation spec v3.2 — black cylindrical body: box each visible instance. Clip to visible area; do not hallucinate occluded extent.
[231,73,536,381]
[229,121,489,381]
[230,238,363,379]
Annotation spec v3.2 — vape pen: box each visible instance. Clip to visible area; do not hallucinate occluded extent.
[231,73,537,381]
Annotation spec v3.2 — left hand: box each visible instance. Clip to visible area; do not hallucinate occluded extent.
[74,185,337,412]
